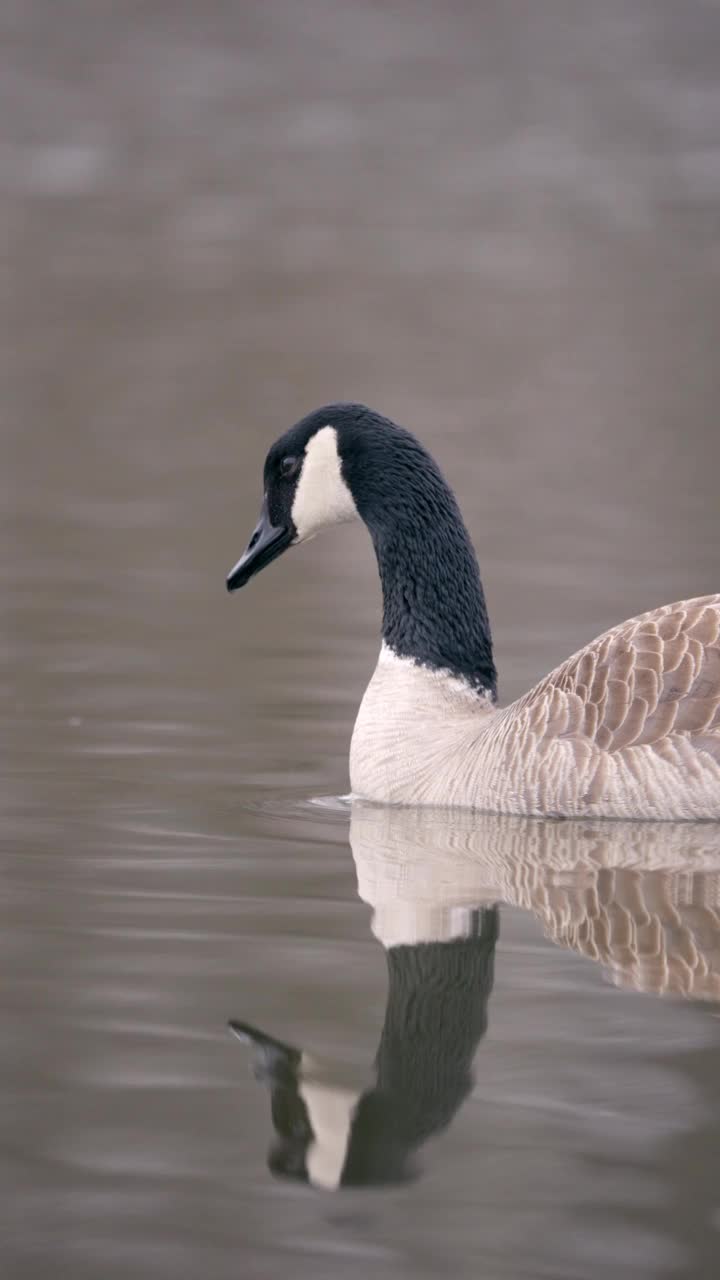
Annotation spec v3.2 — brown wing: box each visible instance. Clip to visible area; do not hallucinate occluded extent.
[523,595,720,766]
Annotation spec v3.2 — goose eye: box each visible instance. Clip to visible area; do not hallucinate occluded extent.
[279,455,300,479]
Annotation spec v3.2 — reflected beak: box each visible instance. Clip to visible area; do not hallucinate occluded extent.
[228,1020,301,1077]
[226,499,292,592]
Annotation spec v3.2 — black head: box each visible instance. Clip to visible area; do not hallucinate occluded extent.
[226,403,378,591]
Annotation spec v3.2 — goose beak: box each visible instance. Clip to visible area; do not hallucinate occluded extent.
[226,499,292,592]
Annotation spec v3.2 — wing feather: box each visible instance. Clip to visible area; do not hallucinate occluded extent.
[522,595,720,758]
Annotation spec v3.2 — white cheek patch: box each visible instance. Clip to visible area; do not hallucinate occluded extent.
[291,424,359,543]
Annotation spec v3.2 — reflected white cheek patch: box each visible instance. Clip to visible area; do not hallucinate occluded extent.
[300,1080,359,1190]
[291,425,359,542]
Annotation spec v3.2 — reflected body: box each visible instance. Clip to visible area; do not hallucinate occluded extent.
[352,805,720,1000]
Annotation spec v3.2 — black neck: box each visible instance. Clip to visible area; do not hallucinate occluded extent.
[376,517,496,695]
[342,422,496,696]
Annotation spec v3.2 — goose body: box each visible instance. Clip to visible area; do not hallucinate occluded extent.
[351,596,720,818]
[227,404,720,820]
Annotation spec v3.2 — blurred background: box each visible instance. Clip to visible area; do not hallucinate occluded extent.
[3,2,720,1278]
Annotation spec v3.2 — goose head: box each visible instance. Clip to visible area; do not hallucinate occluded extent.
[227,403,497,694]
[227,402,434,591]
[226,404,371,591]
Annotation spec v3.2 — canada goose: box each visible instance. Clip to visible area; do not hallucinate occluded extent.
[227,404,720,819]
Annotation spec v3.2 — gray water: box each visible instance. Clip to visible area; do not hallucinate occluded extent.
[3,2,720,1277]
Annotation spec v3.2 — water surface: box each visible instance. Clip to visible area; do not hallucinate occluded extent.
[3,2,720,1277]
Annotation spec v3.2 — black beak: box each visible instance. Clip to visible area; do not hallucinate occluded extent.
[226,499,292,592]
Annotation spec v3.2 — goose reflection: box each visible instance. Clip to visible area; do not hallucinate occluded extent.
[231,806,720,1189]
[231,904,498,1188]
[354,806,720,1001]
